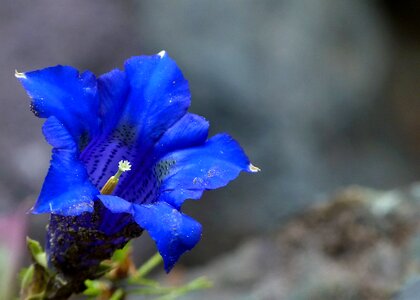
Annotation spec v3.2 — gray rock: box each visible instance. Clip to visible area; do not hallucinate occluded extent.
[396,277,420,300]
[163,185,420,300]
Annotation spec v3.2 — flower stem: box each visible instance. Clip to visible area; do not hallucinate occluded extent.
[135,253,163,279]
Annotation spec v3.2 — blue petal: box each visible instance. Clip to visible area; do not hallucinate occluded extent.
[98,195,201,271]
[97,69,129,135]
[96,195,137,235]
[17,66,99,147]
[158,133,254,208]
[116,113,209,204]
[97,195,133,214]
[123,51,191,153]
[132,202,202,272]
[152,113,209,159]
[33,116,99,216]
[80,52,192,191]
[158,190,204,208]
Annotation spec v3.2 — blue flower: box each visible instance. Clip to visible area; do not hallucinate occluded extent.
[17,51,258,275]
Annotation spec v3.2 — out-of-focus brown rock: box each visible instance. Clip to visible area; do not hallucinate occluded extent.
[282,186,416,258]
[175,184,420,300]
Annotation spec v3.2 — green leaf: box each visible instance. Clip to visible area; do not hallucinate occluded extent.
[19,264,49,300]
[26,238,47,269]
[109,288,124,300]
[92,261,113,278]
[19,265,34,293]
[83,279,103,296]
[111,242,132,263]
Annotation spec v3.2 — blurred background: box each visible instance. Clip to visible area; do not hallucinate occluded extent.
[1,0,419,299]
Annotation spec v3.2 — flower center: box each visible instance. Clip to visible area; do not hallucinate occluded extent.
[100,160,132,195]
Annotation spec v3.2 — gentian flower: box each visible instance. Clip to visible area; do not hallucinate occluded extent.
[16,51,258,282]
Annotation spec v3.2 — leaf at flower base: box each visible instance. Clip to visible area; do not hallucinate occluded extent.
[19,238,53,299]
[107,242,137,280]
[90,261,113,279]
[109,288,124,300]
[111,241,132,263]
[83,279,105,297]
[19,265,34,295]
[19,264,48,300]
[26,238,47,269]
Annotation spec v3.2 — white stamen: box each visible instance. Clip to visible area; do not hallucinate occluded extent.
[101,160,132,194]
[249,164,261,172]
[15,70,26,79]
[118,160,132,172]
[157,50,166,58]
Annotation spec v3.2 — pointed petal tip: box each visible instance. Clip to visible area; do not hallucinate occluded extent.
[164,264,173,273]
[15,69,26,79]
[157,50,166,58]
[249,164,261,173]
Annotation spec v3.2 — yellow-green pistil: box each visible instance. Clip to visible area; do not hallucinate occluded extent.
[100,160,132,195]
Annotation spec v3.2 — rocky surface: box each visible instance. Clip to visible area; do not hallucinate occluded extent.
[160,184,420,300]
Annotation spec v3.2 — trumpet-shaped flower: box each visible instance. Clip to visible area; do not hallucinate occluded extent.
[17,51,258,277]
